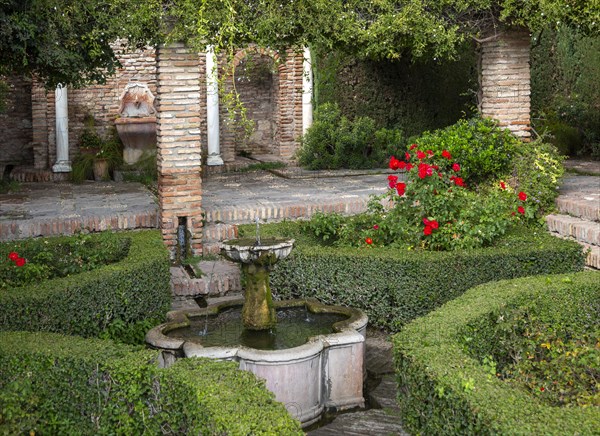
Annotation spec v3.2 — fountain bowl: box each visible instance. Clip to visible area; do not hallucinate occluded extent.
[220,238,294,265]
[145,298,368,427]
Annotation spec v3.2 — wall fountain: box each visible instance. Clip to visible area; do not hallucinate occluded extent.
[146,221,368,427]
[114,82,157,165]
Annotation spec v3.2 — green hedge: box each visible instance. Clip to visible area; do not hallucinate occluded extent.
[0,230,171,339]
[0,331,302,435]
[392,272,600,435]
[268,227,585,330]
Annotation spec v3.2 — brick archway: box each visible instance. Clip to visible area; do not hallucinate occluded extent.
[219,46,303,162]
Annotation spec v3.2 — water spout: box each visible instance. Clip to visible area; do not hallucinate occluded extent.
[255,216,261,246]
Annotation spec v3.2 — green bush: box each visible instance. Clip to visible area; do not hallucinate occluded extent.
[510,139,565,217]
[0,331,302,435]
[246,222,586,331]
[0,230,171,342]
[297,102,403,170]
[0,231,131,289]
[392,272,600,435]
[460,277,599,407]
[408,118,521,186]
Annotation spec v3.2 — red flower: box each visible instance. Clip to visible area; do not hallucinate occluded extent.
[418,163,432,179]
[453,177,465,187]
[15,257,26,267]
[518,191,527,201]
[365,237,373,245]
[388,175,398,188]
[409,143,418,150]
[518,206,525,215]
[416,150,426,160]
[426,149,434,157]
[500,181,506,190]
[423,226,432,236]
[398,160,406,170]
[373,224,379,230]
[430,220,439,230]
[389,156,401,171]
[442,150,452,160]
[8,251,19,261]
[405,152,411,161]
[406,163,413,171]
[452,163,461,172]
[396,182,406,196]
[540,387,545,392]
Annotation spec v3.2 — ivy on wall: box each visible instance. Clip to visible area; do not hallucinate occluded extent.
[531,26,600,158]
[314,45,477,136]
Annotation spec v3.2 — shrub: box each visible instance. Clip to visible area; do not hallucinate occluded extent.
[297,102,403,170]
[0,332,302,435]
[0,231,131,289]
[0,230,171,342]
[304,147,538,251]
[407,118,521,186]
[243,222,586,331]
[460,278,599,407]
[392,272,600,435]
[510,139,565,218]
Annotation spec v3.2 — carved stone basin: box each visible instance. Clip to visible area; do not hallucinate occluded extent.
[220,238,294,265]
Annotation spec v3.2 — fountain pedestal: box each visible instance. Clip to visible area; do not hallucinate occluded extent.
[242,262,276,330]
[220,238,294,331]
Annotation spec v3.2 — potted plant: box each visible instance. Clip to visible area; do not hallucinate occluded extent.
[72,128,123,183]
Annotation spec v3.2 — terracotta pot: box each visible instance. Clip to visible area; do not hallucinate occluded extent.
[93,158,109,181]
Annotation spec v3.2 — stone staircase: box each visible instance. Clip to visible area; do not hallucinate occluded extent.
[546,174,600,269]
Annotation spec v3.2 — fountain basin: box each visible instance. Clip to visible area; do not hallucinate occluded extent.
[114,117,157,165]
[220,238,294,265]
[146,298,368,427]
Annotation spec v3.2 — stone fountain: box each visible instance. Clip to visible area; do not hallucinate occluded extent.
[114,82,157,165]
[146,226,367,427]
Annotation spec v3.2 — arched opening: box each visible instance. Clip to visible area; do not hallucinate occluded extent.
[233,52,280,158]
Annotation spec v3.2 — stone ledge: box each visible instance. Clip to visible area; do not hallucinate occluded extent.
[546,214,600,246]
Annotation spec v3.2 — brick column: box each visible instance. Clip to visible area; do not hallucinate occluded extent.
[480,29,531,140]
[156,43,203,259]
[31,81,49,169]
[279,49,304,160]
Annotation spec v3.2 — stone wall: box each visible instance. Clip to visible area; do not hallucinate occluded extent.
[480,30,531,140]
[27,45,157,170]
[0,76,33,168]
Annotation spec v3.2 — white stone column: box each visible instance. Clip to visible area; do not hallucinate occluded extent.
[52,84,71,172]
[206,45,223,165]
[302,46,314,134]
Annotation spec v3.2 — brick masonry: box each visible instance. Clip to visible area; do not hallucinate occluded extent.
[480,29,531,140]
[156,43,204,258]
[0,76,33,169]
[219,46,304,162]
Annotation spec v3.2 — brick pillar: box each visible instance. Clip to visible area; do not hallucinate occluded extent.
[480,29,531,140]
[156,43,203,259]
[31,81,49,169]
[278,49,304,160]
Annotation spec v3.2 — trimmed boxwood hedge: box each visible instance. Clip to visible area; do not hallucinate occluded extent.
[392,271,600,435]
[0,331,302,435]
[268,227,585,330]
[0,230,171,339]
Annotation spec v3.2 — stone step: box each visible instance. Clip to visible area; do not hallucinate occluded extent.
[368,375,399,410]
[556,196,600,222]
[546,214,600,246]
[170,260,241,298]
[307,409,409,436]
[202,198,369,225]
